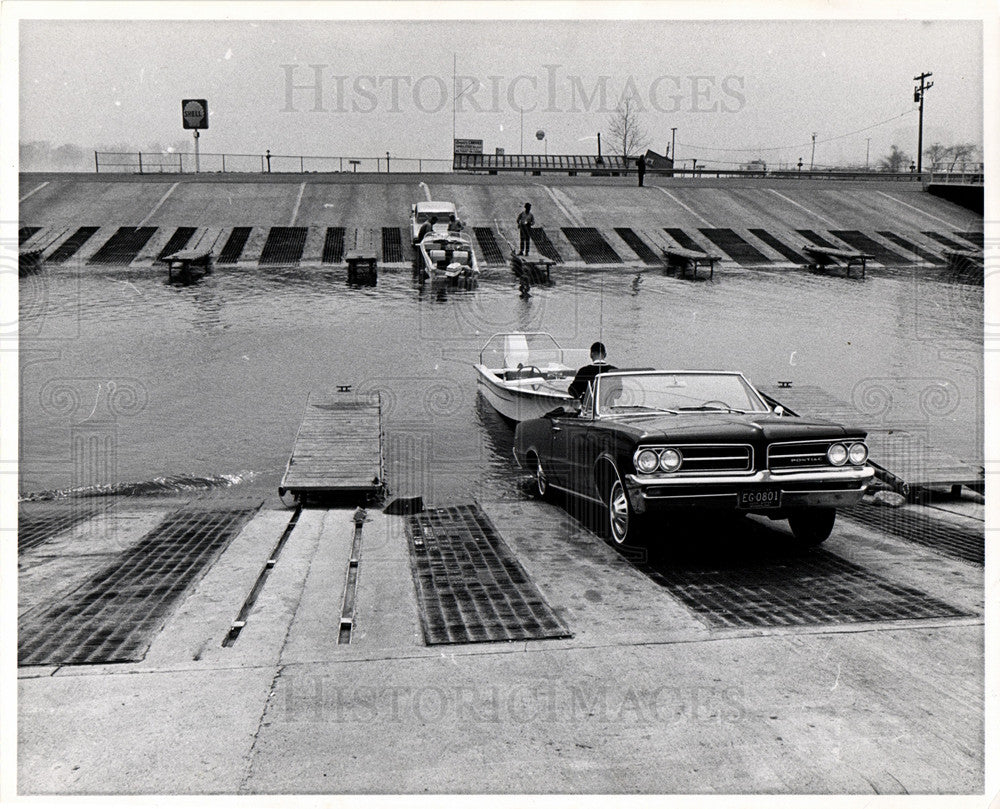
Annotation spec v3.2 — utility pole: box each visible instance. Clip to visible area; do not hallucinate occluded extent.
[913,71,933,173]
[670,127,677,163]
[810,132,816,170]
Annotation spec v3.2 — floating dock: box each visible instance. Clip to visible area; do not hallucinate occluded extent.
[662,246,721,279]
[344,249,378,285]
[162,248,212,284]
[802,245,870,278]
[760,384,983,496]
[279,392,384,503]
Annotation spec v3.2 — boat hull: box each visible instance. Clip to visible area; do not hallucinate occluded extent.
[475,364,573,422]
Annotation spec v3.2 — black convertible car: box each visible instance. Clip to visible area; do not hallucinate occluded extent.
[513,370,874,547]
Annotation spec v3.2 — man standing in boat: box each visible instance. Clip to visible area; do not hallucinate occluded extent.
[417,215,437,242]
[569,342,616,399]
[516,202,534,256]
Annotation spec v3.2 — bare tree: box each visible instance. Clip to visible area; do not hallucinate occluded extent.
[946,143,978,171]
[608,97,648,168]
[924,142,949,170]
[878,144,911,173]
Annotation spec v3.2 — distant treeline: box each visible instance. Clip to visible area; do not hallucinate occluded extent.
[20,140,190,172]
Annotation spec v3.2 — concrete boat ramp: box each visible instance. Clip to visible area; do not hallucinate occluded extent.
[18,172,984,276]
[17,492,984,793]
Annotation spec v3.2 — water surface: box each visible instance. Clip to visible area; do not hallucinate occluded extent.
[19,264,983,505]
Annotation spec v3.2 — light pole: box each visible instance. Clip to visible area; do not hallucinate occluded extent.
[452,53,475,150]
[670,127,676,163]
[914,71,934,173]
[810,133,816,170]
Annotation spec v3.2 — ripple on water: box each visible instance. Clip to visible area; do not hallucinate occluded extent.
[19,265,983,504]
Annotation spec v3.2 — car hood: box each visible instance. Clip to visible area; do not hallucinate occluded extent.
[596,411,866,442]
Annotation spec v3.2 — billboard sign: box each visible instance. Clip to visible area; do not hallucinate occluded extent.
[453,138,483,155]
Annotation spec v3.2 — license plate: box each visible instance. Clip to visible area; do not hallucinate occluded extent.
[738,488,782,509]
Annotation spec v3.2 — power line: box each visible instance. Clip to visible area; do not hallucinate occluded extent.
[676,109,917,154]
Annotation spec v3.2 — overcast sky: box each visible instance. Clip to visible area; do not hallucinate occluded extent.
[19,17,983,168]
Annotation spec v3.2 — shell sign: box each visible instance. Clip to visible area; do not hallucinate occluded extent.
[181,99,209,130]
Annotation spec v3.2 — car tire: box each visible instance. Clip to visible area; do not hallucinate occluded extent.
[606,472,644,547]
[529,453,551,501]
[788,508,836,545]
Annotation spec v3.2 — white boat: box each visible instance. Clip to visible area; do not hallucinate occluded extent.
[474,332,591,422]
[410,200,457,245]
[416,230,480,286]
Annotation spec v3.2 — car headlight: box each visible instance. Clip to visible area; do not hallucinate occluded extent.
[659,448,682,472]
[635,449,660,474]
[848,442,869,465]
[827,443,848,466]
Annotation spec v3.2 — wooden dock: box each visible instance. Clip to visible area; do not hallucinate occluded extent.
[344,250,378,285]
[279,392,383,503]
[511,252,554,283]
[802,245,870,278]
[662,247,721,279]
[162,248,212,284]
[759,384,983,496]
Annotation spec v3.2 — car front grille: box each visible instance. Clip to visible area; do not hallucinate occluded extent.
[768,440,838,473]
[675,444,753,475]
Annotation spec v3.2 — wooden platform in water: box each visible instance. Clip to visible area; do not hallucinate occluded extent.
[279,392,383,500]
[759,384,983,494]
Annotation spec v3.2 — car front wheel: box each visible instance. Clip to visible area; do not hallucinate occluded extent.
[607,474,644,547]
[788,508,836,545]
[531,453,551,501]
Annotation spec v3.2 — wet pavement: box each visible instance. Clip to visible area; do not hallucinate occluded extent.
[16,492,985,794]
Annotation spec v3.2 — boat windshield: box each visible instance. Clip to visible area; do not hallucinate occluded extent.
[478,332,591,371]
[414,207,456,223]
[595,372,769,416]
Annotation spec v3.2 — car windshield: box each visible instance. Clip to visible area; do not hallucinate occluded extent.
[594,373,768,416]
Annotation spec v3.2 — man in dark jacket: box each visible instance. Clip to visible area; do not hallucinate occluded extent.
[637,154,647,187]
[516,202,534,256]
[569,342,616,399]
[416,216,437,242]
